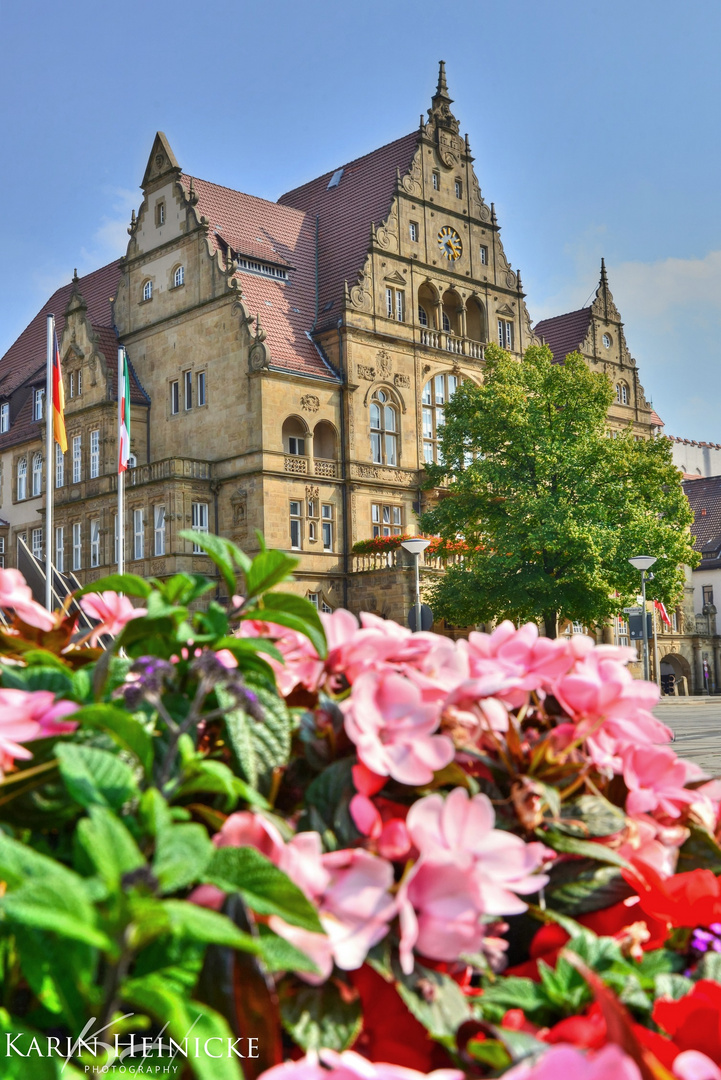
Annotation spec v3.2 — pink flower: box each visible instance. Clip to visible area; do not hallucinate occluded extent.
[623,745,704,818]
[674,1051,721,1080]
[503,1044,642,1080]
[618,813,689,877]
[464,621,577,692]
[80,591,147,645]
[398,859,490,970]
[258,1049,463,1080]
[237,620,324,696]
[0,568,55,631]
[342,669,455,786]
[0,689,78,776]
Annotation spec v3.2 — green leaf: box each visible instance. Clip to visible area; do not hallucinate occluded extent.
[17,929,94,1028]
[179,530,250,596]
[1,881,111,949]
[121,976,244,1080]
[545,859,634,916]
[257,923,319,973]
[75,805,145,887]
[219,682,291,793]
[248,591,327,658]
[280,981,362,1051]
[0,1016,87,1079]
[55,743,139,810]
[175,759,239,809]
[556,795,627,839]
[480,976,554,1026]
[696,951,721,982]
[655,972,694,1000]
[69,703,154,775]
[203,845,324,932]
[676,823,721,874]
[540,828,632,869]
[0,664,74,697]
[74,572,152,598]
[302,758,360,847]
[153,821,214,894]
[161,900,261,952]
[395,961,471,1038]
[244,549,299,598]
[466,1039,512,1070]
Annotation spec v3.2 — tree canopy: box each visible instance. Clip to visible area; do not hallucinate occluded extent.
[421,343,698,637]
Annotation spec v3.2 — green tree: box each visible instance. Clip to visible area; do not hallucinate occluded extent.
[421,343,698,638]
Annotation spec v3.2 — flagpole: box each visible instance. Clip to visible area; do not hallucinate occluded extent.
[118,347,125,576]
[652,607,661,689]
[45,314,54,611]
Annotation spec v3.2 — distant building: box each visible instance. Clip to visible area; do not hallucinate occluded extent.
[672,438,721,479]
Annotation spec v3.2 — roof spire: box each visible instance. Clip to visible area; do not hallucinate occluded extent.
[428,60,459,134]
[435,60,451,102]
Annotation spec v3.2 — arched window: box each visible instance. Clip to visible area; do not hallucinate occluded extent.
[282,416,308,456]
[313,421,337,461]
[418,282,438,330]
[442,311,451,331]
[441,290,462,335]
[422,372,460,463]
[32,453,42,497]
[465,297,486,342]
[616,382,629,405]
[418,305,428,327]
[142,280,153,302]
[173,266,184,288]
[17,458,27,501]
[370,389,398,466]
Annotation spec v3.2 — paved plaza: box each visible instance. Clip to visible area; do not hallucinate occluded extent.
[654,697,721,775]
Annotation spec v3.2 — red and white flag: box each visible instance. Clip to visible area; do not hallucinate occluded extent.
[654,600,671,627]
[118,348,131,472]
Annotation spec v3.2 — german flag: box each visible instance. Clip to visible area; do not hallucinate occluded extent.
[52,330,67,453]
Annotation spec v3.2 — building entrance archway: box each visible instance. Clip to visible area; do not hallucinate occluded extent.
[660,652,692,695]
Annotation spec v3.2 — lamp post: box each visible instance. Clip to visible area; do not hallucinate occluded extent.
[401,537,431,633]
[629,555,657,681]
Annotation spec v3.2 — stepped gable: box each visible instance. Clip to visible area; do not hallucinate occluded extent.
[278,131,421,320]
[683,474,721,569]
[179,176,335,380]
[534,307,593,364]
[0,262,147,449]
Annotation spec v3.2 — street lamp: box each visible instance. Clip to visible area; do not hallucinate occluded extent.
[401,537,431,633]
[629,555,657,681]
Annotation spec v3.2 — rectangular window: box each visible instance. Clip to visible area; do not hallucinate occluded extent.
[322,504,333,551]
[156,201,165,226]
[409,221,419,242]
[197,371,206,407]
[34,388,44,421]
[308,593,319,608]
[69,372,75,399]
[170,381,179,415]
[672,611,678,632]
[385,288,405,322]
[72,435,81,483]
[307,499,316,518]
[480,245,488,266]
[133,508,144,560]
[90,429,99,479]
[455,179,462,199]
[55,443,64,488]
[184,370,192,410]
[371,432,382,464]
[703,585,714,607]
[31,527,42,560]
[498,319,514,350]
[191,502,209,552]
[371,503,403,538]
[0,402,8,432]
[55,526,64,573]
[90,519,100,568]
[432,172,439,190]
[72,522,81,571]
[386,287,393,318]
[154,505,166,556]
[288,436,305,456]
[77,370,82,396]
[290,500,301,550]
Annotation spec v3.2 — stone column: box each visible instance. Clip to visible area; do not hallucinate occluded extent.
[714,641,721,695]
[692,638,703,695]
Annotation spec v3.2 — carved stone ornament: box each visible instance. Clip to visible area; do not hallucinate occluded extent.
[230,490,247,528]
[394,373,411,389]
[88,355,98,386]
[376,350,392,379]
[249,341,270,371]
[300,394,320,412]
[357,364,375,381]
[506,270,517,290]
[437,129,462,168]
[350,261,373,311]
[305,485,319,502]
[402,149,423,197]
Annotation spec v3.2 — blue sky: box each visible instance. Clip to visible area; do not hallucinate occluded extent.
[2,0,720,439]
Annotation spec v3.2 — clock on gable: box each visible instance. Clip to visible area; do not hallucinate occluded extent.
[438,225,462,261]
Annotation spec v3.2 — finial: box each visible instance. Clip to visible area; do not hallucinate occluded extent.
[436,60,450,101]
[491,202,497,225]
[516,268,523,291]
[72,268,79,284]
[600,257,608,286]
[419,113,424,131]
[370,222,377,243]
[344,280,350,302]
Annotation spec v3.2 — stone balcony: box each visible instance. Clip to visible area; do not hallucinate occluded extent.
[282,454,339,478]
[418,329,485,360]
[109,457,211,491]
[350,547,465,573]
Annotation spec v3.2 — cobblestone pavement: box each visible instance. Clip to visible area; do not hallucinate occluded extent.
[654,697,721,775]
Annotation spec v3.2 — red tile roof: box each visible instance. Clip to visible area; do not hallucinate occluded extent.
[278,131,421,321]
[534,307,593,364]
[649,409,665,427]
[0,262,149,450]
[180,175,336,380]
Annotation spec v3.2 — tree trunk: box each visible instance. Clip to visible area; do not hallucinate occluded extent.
[543,612,558,639]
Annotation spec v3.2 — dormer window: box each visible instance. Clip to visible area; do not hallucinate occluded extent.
[155,201,165,226]
[142,280,153,302]
[33,388,44,421]
[173,265,184,288]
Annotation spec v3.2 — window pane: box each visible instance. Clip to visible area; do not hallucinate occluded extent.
[386,288,393,318]
[290,501,300,515]
[371,504,380,522]
[154,505,166,556]
[382,507,390,524]
[322,504,332,519]
[322,522,332,549]
[55,527,64,573]
[384,405,396,431]
[197,371,206,406]
[423,442,435,463]
[385,434,397,465]
[396,291,404,321]
[370,403,381,429]
[435,375,445,404]
[371,432,382,463]
[392,507,401,525]
[422,408,433,440]
[290,519,300,548]
[418,305,428,327]
[422,381,432,405]
[448,375,458,397]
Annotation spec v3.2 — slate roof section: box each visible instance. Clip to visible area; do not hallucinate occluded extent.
[278,131,421,320]
[534,307,593,364]
[179,175,336,380]
[683,475,721,568]
[0,262,149,450]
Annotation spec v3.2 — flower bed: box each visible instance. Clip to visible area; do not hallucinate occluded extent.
[0,535,720,1080]
[352,535,472,556]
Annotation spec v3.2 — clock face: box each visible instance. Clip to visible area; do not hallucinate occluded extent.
[438,225,462,261]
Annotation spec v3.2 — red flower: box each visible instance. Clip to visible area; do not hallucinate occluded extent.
[543,1002,608,1050]
[625,863,721,929]
[653,980,721,1064]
